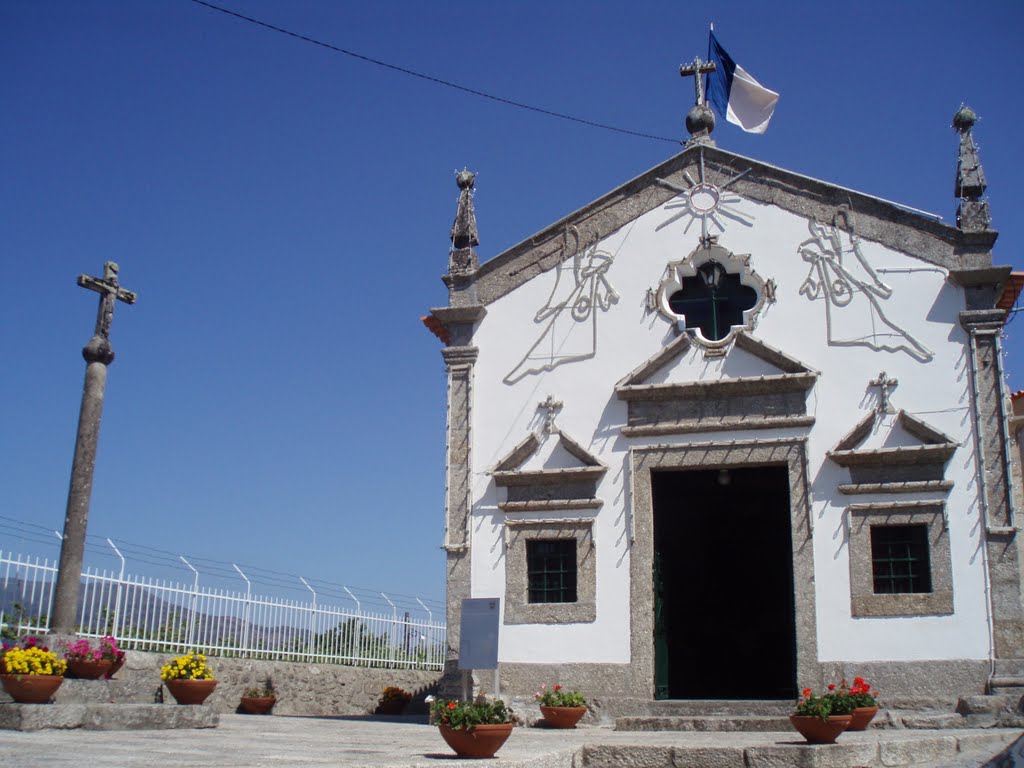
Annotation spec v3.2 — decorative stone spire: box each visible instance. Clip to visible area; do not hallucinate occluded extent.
[679,56,716,146]
[953,106,991,232]
[449,169,479,275]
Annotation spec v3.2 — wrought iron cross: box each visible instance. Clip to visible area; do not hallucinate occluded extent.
[869,371,899,414]
[679,56,716,106]
[78,261,137,341]
[538,395,563,434]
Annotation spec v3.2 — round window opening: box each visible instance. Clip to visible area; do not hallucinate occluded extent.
[668,260,759,341]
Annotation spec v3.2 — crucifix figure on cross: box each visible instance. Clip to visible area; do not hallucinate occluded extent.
[77,262,137,364]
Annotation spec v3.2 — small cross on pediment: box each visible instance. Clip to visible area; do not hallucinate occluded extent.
[538,395,563,434]
[869,372,899,414]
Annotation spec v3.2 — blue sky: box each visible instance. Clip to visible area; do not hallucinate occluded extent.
[3,1,1023,617]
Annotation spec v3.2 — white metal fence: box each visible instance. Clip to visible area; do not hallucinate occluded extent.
[0,550,446,670]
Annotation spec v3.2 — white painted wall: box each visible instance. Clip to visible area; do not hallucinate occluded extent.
[468,191,988,665]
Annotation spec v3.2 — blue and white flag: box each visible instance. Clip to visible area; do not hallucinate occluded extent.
[706,31,779,134]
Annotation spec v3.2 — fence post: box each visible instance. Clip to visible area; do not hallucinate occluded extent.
[300,577,316,661]
[107,539,125,640]
[381,593,397,666]
[233,564,252,655]
[180,556,199,649]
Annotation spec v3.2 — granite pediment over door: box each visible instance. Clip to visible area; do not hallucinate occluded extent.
[614,331,819,437]
[828,410,958,495]
[491,428,607,513]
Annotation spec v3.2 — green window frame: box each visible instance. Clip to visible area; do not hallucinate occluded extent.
[527,539,577,604]
[870,524,932,594]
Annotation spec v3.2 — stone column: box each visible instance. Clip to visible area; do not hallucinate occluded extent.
[962,309,1024,659]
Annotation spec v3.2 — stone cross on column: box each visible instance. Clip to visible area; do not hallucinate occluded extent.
[51,262,137,634]
[869,371,899,414]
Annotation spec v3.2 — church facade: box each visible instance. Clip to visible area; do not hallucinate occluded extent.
[425,105,1023,702]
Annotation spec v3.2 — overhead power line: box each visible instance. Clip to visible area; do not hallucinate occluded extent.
[188,0,678,144]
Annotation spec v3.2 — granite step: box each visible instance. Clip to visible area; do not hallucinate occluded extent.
[583,730,1024,768]
[0,702,218,731]
[615,714,792,732]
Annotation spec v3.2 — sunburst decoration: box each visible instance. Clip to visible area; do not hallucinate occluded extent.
[655,147,754,241]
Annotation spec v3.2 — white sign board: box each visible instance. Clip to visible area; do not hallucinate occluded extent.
[459,597,500,670]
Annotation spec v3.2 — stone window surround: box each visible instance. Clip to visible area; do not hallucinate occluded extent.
[503,518,596,625]
[628,437,818,696]
[847,501,953,618]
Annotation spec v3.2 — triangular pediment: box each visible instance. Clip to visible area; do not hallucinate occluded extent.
[463,144,998,309]
[614,332,817,437]
[492,429,606,513]
[829,410,958,495]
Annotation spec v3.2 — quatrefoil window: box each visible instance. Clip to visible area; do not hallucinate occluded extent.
[654,242,770,350]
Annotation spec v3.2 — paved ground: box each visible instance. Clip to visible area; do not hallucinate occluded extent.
[0,715,1022,767]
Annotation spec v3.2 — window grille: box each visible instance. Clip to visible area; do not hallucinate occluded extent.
[870,524,931,594]
[527,540,577,604]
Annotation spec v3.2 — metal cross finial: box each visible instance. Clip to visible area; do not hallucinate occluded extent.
[869,371,899,414]
[538,395,563,434]
[679,56,717,107]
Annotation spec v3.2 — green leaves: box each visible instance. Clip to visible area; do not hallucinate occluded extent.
[430,698,513,730]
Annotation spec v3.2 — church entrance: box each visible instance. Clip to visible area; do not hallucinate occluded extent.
[652,465,796,700]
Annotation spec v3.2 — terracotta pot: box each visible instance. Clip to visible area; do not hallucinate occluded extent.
[105,656,126,679]
[239,696,276,715]
[789,714,851,744]
[376,699,408,715]
[0,674,64,704]
[848,706,879,731]
[539,705,587,728]
[65,658,113,680]
[438,723,513,759]
[164,678,218,705]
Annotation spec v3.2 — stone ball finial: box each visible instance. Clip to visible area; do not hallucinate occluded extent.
[685,103,716,137]
[953,106,978,133]
[456,169,476,190]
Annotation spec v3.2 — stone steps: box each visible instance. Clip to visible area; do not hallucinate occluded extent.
[615,714,792,732]
[580,730,1023,768]
[0,702,217,731]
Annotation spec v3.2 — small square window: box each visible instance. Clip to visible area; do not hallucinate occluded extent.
[870,524,931,594]
[527,540,577,604]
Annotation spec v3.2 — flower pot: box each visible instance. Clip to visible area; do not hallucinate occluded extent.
[539,705,587,728]
[848,706,879,731]
[164,678,218,705]
[376,699,408,715]
[789,714,851,744]
[65,658,113,680]
[239,696,276,715]
[0,674,64,704]
[438,723,513,759]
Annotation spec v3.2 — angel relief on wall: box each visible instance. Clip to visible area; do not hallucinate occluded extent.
[797,208,933,362]
[504,226,620,385]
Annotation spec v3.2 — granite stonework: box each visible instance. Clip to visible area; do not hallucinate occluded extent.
[0,650,439,717]
[630,438,818,696]
[0,702,217,731]
[503,518,597,625]
[847,501,953,617]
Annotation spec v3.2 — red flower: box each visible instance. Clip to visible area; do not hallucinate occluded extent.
[802,688,812,697]
[553,684,562,691]
[827,684,836,691]
[447,702,457,709]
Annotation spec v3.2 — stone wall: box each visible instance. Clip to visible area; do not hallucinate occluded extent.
[3,650,440,716]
